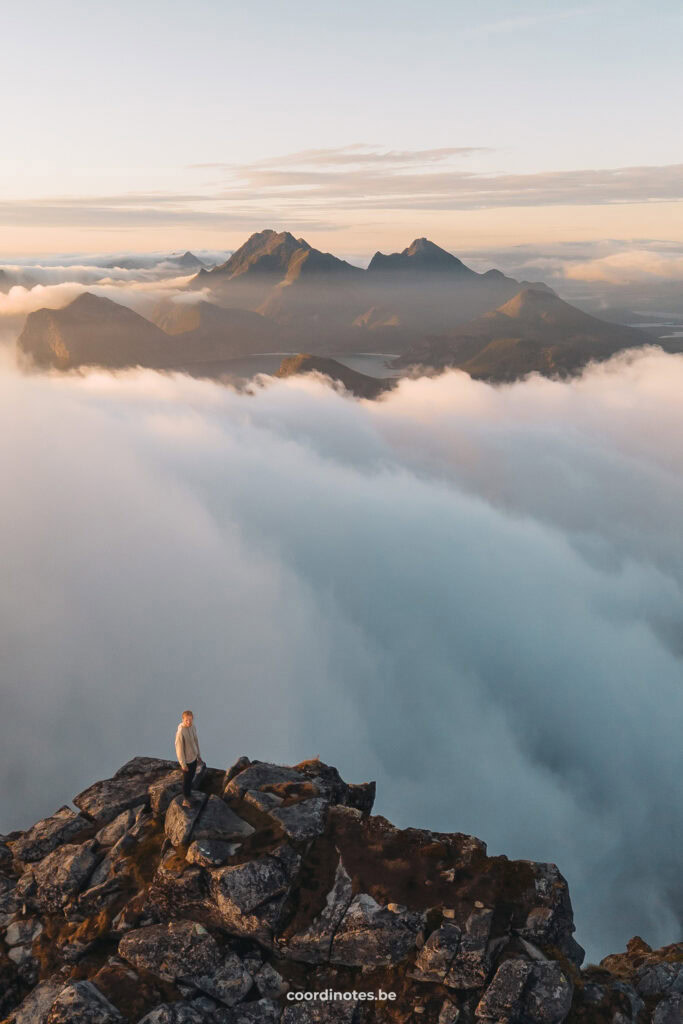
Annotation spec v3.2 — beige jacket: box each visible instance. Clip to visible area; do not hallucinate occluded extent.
[175,722,201,769]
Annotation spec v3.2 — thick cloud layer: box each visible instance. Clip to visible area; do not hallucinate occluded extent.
[0,249,229,319]
[0,278,205,320]
[1,351,681,961]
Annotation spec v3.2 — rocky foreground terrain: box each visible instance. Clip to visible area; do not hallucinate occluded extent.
[1,756,680,1023]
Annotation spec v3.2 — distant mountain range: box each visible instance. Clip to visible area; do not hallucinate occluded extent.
[16,229,674,386]
[103,251,207,272]
[190,229,544,350]
[393,287,666,380]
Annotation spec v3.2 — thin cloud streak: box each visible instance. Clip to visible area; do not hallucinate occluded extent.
[1,154,682,233]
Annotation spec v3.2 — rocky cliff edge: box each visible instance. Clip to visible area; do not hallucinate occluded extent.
[0,755,680,1023]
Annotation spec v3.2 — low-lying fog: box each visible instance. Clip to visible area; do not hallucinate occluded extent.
[1,348,681,963]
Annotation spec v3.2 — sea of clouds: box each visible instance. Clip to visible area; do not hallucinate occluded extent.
[0,249,229,320]
[1,349,681,962]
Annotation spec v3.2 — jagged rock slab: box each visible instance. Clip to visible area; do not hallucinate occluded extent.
[94,806,142,847]
[45,980,124,1023]
[31,840,99,911]
[410,922,462,983]
[164,792,208,847]
[268,796,329,841]
[0,874,19,927]
[226,758,376,816]
[11,806,90,863]
[115,756,177,777]
[75,759,174,826]
[7,978,65,1024]
[193,795,255,842]
[438,998,460,1024]
[444,907,494,989]
[5,917,43,946]
[522,962,574,1023]
[244,790,283,813]
[283,857,354,964]
[653,994,683,1024]
[210,844,301,945]
[476,959,573,1024]
[636,962,683,998]
[330,892,423,967]
[518,862,584,967]
[224,761,310,799]
[119,919,253,1006]
[254,961,289,997]
[475,958,534,1020]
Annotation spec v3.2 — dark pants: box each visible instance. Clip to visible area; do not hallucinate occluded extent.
[183,759,197,798]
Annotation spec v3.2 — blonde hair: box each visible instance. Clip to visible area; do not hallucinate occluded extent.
[182,709,193,719]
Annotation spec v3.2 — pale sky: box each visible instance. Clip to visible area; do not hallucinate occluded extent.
[1,0,682,255]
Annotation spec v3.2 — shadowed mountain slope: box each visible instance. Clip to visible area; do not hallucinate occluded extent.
[16,294,173,371]
[17,294,288,374]
[394,288,666,380]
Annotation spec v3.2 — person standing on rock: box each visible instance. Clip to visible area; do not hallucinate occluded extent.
[175,710,203,808]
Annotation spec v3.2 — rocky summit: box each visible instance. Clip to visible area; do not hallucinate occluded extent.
[0,757,680,1024]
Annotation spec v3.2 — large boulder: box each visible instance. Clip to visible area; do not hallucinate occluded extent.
[149,764,206,817]
[653,994,683,1024]
[6,979,65,1024]
[119,919,253,1006]
[518,862,584,967]
[475,958,534,1021]
[210,844,301,945]
[411,906,496,989]
[223,762,308,800]
[0,873,19,927]
[409,922,463,983]
[31,840,100,911]
[5,917,43,946]
[636,961,683,998]
[444,906,494,989]
[476,958,573,1024]
[45,980,124,1023]
[224,758,375,815]
[11,806,91,863]
[75,757,176,826]
[94,807,142,847]
[269,797,329,841]
[521,962,574,1024]
[164,793,207,847]
[254,962,289,998]
[192,796,255,842]
[330,892,423,967]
